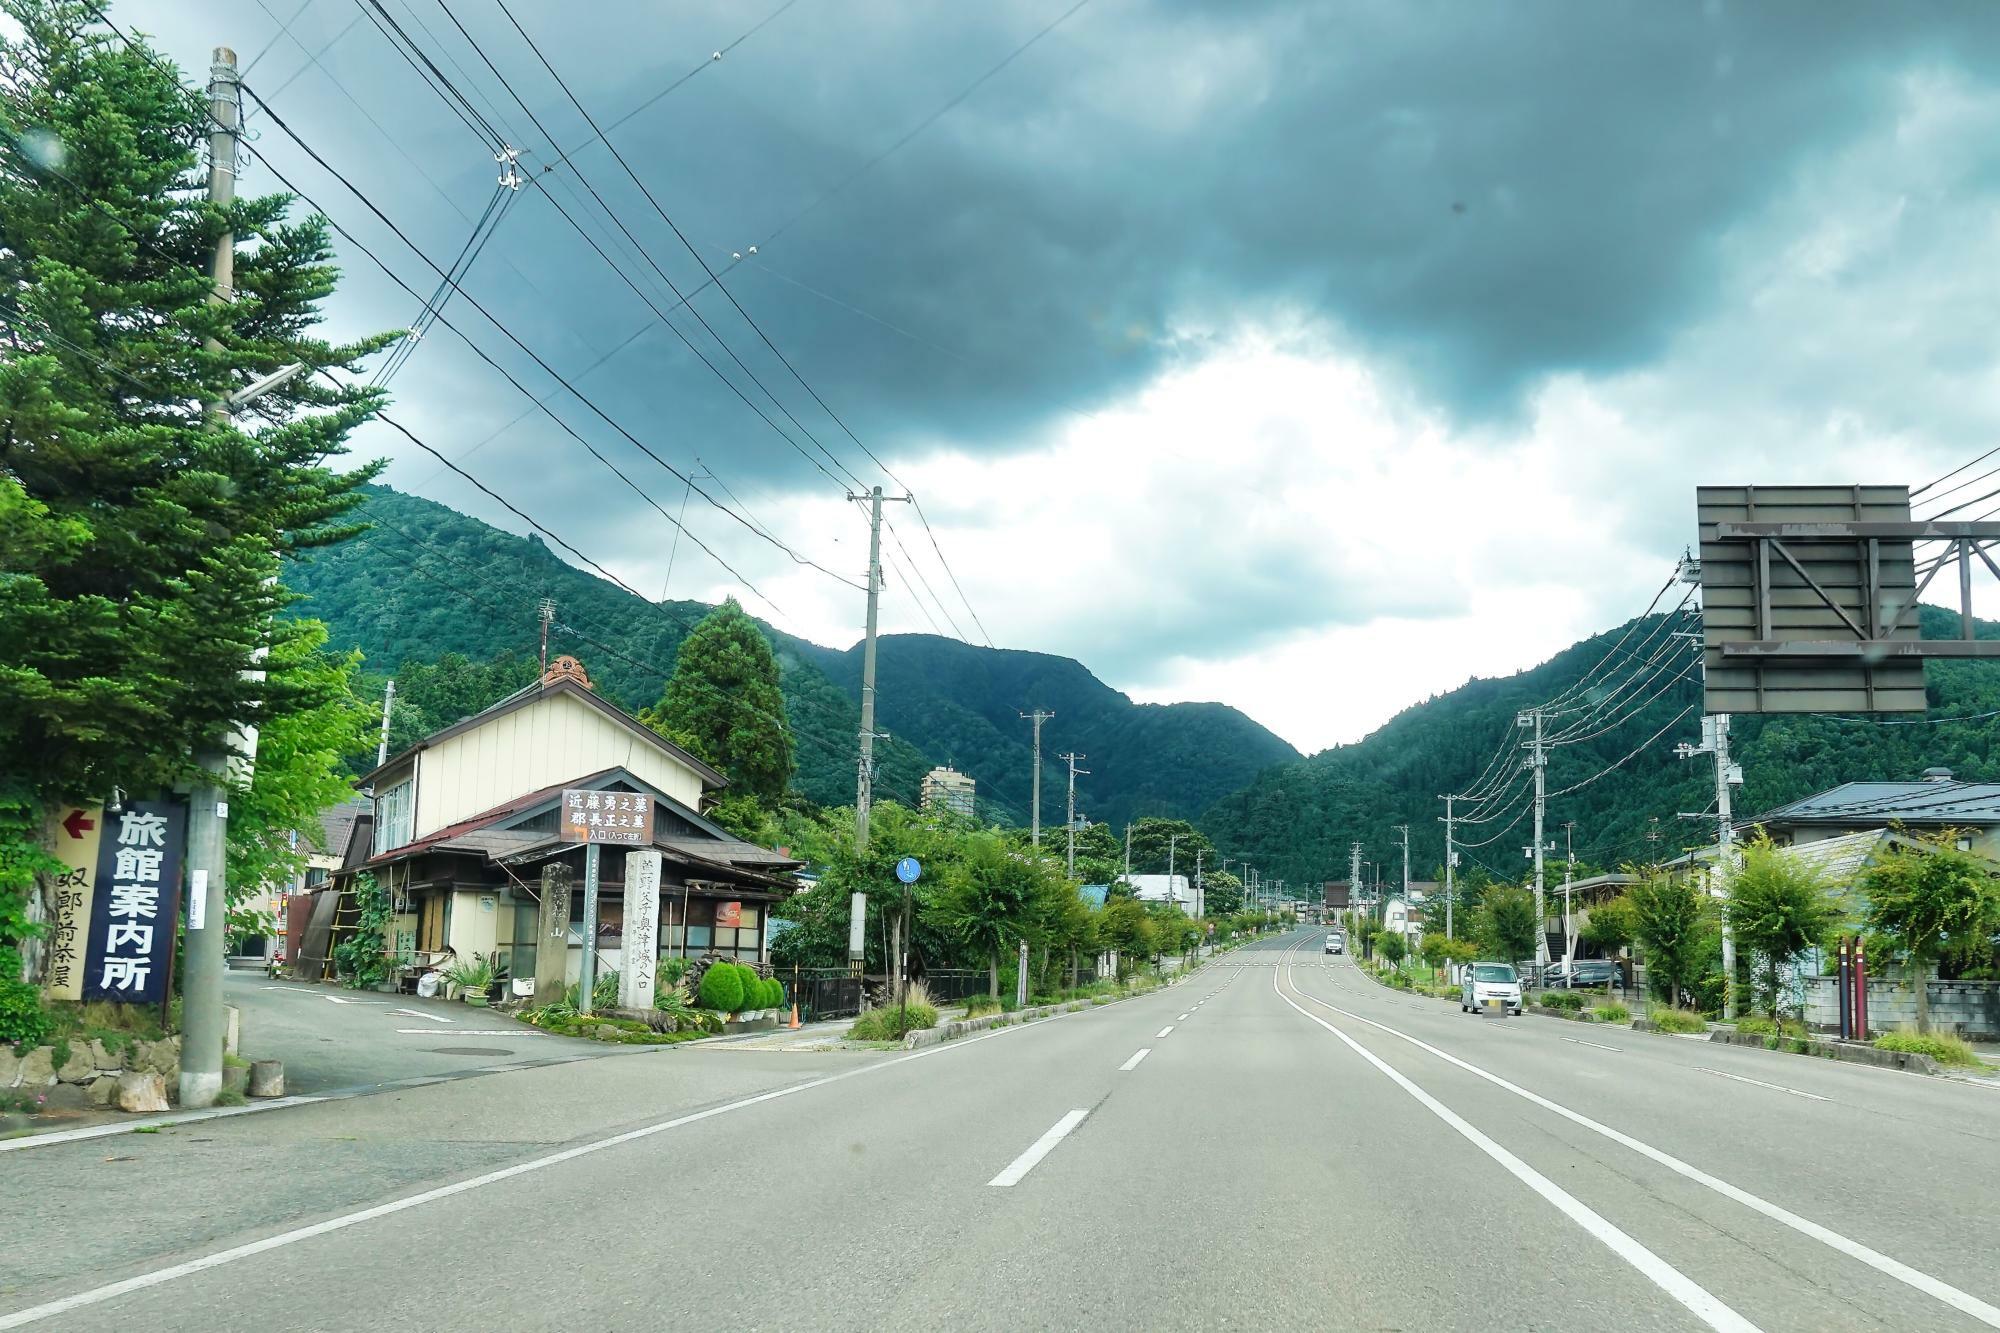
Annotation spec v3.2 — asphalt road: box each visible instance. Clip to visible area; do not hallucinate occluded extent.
[7,931,2000,1331]
[222,969,605,1094]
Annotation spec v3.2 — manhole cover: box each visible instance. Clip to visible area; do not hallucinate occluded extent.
[430,1047,515,1057]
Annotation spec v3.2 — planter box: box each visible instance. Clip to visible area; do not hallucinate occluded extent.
[720,1014,778,1035]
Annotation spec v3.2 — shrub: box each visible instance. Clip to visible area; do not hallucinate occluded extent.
[963,995,1003,1018]
[0,976,52,1048]
[733,964,763,1009]
[1592,1002,1630,1025]
[1651,1007,1709,1035]
[848,1001,939,1040]
[1874,1029,1979,1068]
[698,961,745,1012]
[1538,991,1586,1012]
[1734,1015,1776,1036]
[592,970,620,1011]
[658,957,691,988]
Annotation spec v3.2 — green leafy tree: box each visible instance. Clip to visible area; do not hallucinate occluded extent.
[1476,886,1539,964]
[640,599,794,803]
[226,621,376,939]
[1630,873,1716,1009]
[1098,897,1155,970]
[363,650,537,760]
[0,1,388,823]
[1861,834,2000,1033]
[1202,869,1244,917]
[1377,931,1408,966]
[1725,836,1843,1021]
[935,831,1046,995]
[1581,893,1638,957]
[1126,818,1213,875]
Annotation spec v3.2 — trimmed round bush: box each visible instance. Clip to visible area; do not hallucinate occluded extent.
[733,964,762,1009]
[698,960,745,1013]
[768,977,787,1009]
[759,977,780,1009]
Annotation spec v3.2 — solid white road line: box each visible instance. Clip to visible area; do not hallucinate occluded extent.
[0,1000,1091,1329]
[1119,1048,1151,1071]
[388,1008,455,1024]
[1156,1026,1175,1038]
[988,1109,1091,1187]
[1697,1068,1831,1103]
[1281,957,2000,1329]
[1560,1036,1623,1053]
[394,1030,546,1037]
[1272,966,1758,1333]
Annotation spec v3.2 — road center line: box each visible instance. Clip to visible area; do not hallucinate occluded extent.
[1280,952,2000,1328]
[1177,1013,1189,1020]
[0,998,1090,1329]
[1156,1026,1174,1038]
[1697,1068,1831,1103]
[1271,966,1757,1333]
[1119,1048,1151,1071]
[988,1109,1090,1187]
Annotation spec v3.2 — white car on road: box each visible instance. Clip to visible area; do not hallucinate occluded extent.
[1461,962,1523,1016]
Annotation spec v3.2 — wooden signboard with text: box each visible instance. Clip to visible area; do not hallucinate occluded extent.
[560,789,655,846]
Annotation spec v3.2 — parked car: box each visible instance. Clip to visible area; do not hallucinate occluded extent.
[1549,959,1623,989]
[1324,932,1345,955]
[1461,962,1523,1016]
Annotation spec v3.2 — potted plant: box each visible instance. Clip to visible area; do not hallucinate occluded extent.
[447,957,495,1007]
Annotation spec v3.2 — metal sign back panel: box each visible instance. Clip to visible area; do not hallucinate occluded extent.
[1696,485,1926,713]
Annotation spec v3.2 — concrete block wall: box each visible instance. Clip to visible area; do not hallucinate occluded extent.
[1802,975,2000,1039]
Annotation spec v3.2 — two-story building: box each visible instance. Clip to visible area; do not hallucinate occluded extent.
[1746,768,2000,855]
[343,655,799,990]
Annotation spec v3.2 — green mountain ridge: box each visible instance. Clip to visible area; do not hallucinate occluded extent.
[283,486,1300,825]
[1200,605,2000,889]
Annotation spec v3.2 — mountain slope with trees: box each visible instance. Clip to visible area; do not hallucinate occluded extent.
[283,486,1298,823]
[1202,605,2000,890]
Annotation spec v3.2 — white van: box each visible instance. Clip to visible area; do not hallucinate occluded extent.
[1460,962,1522,1016]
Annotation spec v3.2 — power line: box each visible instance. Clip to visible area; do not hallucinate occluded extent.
[1547,702,1699,798]
[239,86,860,593]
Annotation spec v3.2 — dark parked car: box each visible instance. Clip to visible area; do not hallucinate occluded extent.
[1550,959,1624,989]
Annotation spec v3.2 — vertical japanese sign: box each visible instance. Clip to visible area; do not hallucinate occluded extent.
[560,788,655,846]
[81,800,187,1005]
[45,804,104,1001]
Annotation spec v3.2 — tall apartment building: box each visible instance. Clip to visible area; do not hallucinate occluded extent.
[920,766,977,819]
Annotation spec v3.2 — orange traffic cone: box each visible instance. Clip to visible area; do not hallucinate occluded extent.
[788,1001,801,1030]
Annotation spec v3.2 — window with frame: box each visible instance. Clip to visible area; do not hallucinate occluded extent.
[375,779,414,853]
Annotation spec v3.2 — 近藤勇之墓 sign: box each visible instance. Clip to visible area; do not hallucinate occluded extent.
[560,788,655,846]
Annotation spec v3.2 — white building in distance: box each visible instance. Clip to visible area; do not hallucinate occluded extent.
[920,766,976,819]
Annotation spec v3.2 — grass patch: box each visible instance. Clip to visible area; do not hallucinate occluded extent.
[1874,1029,1980,1068]
[1650,1007,1709,1035]
[961,995,1003,1019]
[215,1089,247,1107]
[1734,1015,1809,1040]
[847,1001,939,1041]
[1591,1002,1630,1025]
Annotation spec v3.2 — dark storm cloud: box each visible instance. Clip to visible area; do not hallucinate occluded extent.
[159,0,2000,493]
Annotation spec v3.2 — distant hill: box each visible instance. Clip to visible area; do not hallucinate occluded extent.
[283,486,1299,825]
[1200,605,2000,888]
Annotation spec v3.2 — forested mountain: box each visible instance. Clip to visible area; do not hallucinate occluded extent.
[283,486,1298,823]
[1201,605,2000,889]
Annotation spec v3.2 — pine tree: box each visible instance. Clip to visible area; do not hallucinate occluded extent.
[641,599,795,803]
[0,0,390,813]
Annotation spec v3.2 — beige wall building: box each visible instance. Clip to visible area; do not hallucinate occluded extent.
[921,766,977,819]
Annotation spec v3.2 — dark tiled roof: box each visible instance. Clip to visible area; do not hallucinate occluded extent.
[315,797,369,856]
[1753,781,2000,826]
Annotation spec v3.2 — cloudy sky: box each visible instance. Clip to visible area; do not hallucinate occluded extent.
[146,0,2000,753]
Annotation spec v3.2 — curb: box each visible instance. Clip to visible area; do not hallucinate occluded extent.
[900,952,1222,1051]
[1705,1028,1942,1076]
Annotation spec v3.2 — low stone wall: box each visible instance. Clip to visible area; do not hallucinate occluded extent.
[1,1035,182,1112]
[1707,1028,1941,1076]
[1802,976,2000,1040]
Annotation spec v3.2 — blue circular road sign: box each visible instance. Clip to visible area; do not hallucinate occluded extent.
[895,856,922,884]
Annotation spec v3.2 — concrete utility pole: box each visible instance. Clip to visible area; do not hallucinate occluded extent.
[1020,709,1054,845]
[1678,713,1740,1017]
[180,46,243,1110]
[1394,824,1410,904]
[1520,706,1549,968]
[1123,822,1132,882]
[1194,848,1204,920]
[1061,752,1087,877]
[848,484,907,973]
[537,596,556,673]
[376,678,395,767]
[1349,842,1362,919]
[1167,833,1179,911]
[1562,820,1577,968]
[1438,797,1456,939]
